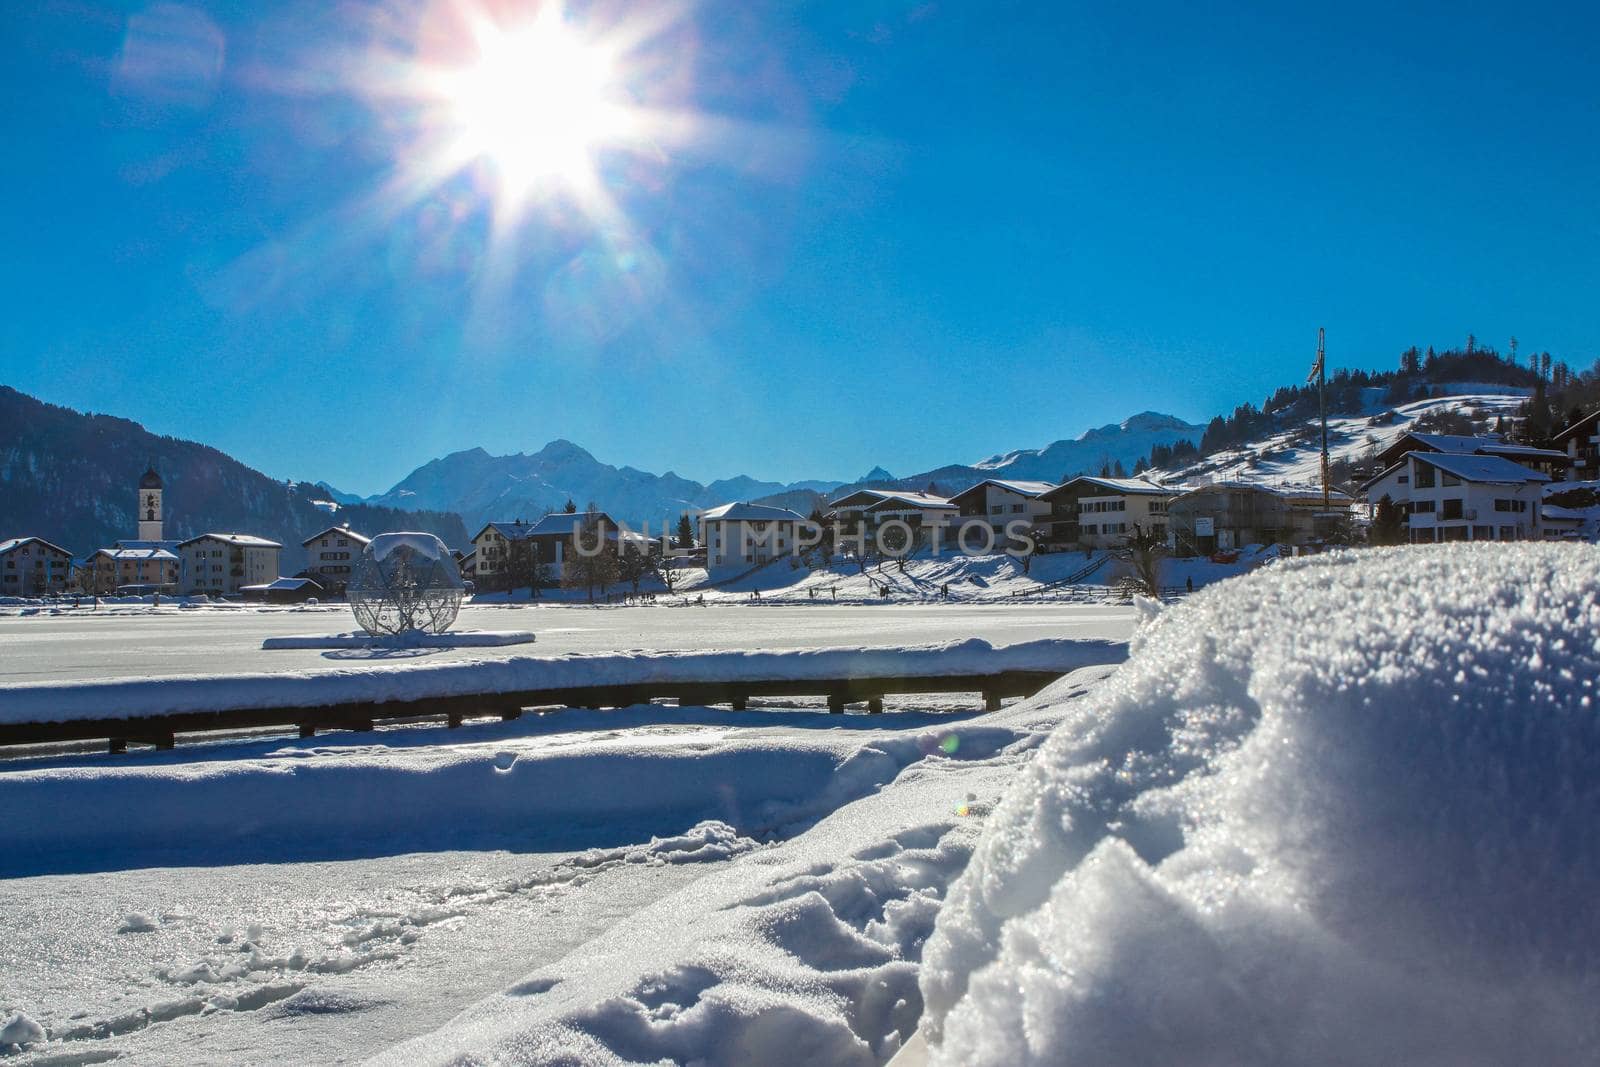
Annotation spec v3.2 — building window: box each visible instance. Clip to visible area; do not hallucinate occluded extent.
[1414,465,1436,489]
[1440,499,1463,520]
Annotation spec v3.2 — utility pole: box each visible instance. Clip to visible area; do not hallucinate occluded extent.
[1307,327,1329,511]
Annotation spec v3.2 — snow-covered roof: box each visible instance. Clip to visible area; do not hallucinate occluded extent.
[178,533,283,549]
[1047,475,1171,498]
[1389,432,1564,463]
[301,524,371,547]
[0,536,72,557]
[1551,409,1600,445]
[1412,451,1550,485]
[528,511,617,537]
[93,547,179,562]
[700,502,806,523]
[828,488,957,511]
[948,479,1057,504]
[474,520,538,543]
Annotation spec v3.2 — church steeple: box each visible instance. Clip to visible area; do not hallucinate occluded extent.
[137,464,164,541]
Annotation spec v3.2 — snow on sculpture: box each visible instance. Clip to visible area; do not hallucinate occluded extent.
[348,533,464,636]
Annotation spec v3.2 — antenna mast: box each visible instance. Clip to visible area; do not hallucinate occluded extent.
[1307,327,1329,511]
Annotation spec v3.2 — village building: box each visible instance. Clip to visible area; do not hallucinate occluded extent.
[240,576,325,603]
[85,545,180,594]
[1550,410,1600,481]
[1167,481,1353,556]
[179,533,283,596]
[948,480,1055,541]
[1362,451,1547,543]
[700,502,806,578]
[1037,476,1173,549]
[301,524,370,594]
[826,489,959,552]
[0,537,74,596]
[470,512,635,590]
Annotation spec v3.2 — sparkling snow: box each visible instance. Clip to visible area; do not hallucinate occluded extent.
[920,543,1600,1066]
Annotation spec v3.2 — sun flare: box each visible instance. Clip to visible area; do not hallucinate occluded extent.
[432,6,635,206]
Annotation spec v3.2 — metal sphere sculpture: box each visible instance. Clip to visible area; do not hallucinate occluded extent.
[348,533,465,636]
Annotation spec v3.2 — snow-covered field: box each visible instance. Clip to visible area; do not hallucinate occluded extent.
[5,543,1594,1064]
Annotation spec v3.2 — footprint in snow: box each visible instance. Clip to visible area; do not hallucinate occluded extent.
[493,751,518,772]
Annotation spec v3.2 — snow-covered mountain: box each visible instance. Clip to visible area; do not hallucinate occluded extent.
[368,440,843,534]
[376,413,1210,531]
[972,411,1205,482]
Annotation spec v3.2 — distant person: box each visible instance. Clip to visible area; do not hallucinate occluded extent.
[1186,576,1194,593]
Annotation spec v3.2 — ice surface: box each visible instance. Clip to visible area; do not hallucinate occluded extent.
[920,543,1600,1065]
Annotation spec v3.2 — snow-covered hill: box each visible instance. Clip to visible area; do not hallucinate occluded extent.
[1150,393,1528,487]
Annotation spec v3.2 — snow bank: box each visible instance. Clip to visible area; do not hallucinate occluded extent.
[0,638,1124,725]
[920,544,1600,1065]
[261,630,537,650]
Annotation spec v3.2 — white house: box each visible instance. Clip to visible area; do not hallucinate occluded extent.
[301,524,370,593]
[179,533,283,596]
[948,480,1055,541]
[0,537,74,596]
[1038,476,1174,548]
[1363,451,1547,543]
[700,502,806,577]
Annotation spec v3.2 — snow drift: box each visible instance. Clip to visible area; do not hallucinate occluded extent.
[920,543,1600,1065]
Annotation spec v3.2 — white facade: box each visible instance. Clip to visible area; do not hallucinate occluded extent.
[179,533,283,595]
[301,524,370,591]
[1364,452,1546,543]
[701,503,805,577]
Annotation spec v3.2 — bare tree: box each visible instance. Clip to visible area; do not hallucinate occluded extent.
[563,512,620,602]
[1116,523,1167,597]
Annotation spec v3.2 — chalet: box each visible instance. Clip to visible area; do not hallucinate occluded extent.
[301,524,370,594]
[948,480,1055,541]
[1363,452,1547,543]
[826,489,958,551]
[1550,410,1600,481]
[1167,482,1353,556]
[86,545,180,594]
[700,502,806,578]
[470,512,631,590]
[179,533,283,596]
[1374,431,1569,480]
[1037,476,1173,549]
[0,537,74,596]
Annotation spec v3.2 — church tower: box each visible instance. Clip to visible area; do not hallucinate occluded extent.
[138,465,164,541]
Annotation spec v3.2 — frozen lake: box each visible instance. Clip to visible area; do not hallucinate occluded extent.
[0,601,1135,685]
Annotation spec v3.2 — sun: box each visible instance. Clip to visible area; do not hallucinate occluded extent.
[432,5,636,207]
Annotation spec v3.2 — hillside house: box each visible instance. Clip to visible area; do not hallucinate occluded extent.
[948,480,1054,543]
[1037,476,1173,549]
[700,502,806,578]
[826,489,958,552]
[1167,482,1352,556]
[471,512,634,590]
[0,537,74,596]
[301,524,370,594]
[1363,452,1547,543]
[179,533,282,596]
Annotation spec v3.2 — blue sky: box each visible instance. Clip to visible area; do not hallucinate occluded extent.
[4,1,1597,494]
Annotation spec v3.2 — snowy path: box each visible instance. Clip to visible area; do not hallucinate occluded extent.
[0,603,1134,685]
